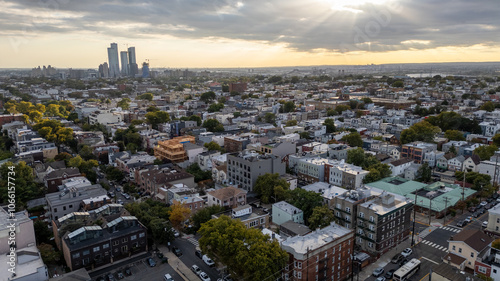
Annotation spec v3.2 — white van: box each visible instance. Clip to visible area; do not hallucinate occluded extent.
[163,273,173,281]
[202,255,215,267]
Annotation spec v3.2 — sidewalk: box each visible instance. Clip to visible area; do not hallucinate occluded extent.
[359,239,411,280]
[158,245,199,281]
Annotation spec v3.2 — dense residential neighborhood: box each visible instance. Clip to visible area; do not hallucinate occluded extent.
[2,66,500,281]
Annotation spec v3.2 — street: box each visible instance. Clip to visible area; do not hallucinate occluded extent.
[172,235,222,281]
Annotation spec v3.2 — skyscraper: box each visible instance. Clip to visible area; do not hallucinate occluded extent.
[141,62,150,78]
[120,51,129,75]
[107,43,120,78]
[128,47,138,77]
[98,62,109,78]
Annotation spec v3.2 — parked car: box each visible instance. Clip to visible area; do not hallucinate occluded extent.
[483,221,488,228]
[106,273,115,281]
[147,258,156,267]
[116,271,124,280]
[401,248,413,257]
[385,269,396,279]
[163,273,174,281]
[124,268,132,276]
[372,268,385,277]
[108,192,115,198]
[465,216,473,223]
[199,272,211,281]
[473,210,482,218]
[195,250,203,259]
[157,252,168,263]
[203,254,215,267]
[172,246,182,257]
[486,203,495,209]
[457,220,466,227]
[480,201,488,207]
[123,193,131,200]
[173,230,180,237]
[376,277,386,281]
[191,265,202,275]
[117,199,124,205]
[391,254,404,264]
[115,187,121,192]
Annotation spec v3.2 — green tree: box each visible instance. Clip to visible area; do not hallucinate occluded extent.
[254,173,290,204]
[34,220,53,245]
[335,104,350,115]
[38,243,60,265]
[324,118,336,133]
[105,166,125,182]
[191,205,225,231]
[444,130,465,141]
[474,145,498,161]
[188,115,202,126]
[145,111,170,129]
[199,216,288,281]
[79,145,95,161]
[204,141,223,152]
[481,101,495,112]
[233,112,242,118]
[207,103,224,112]
[363,163,392,183]
[186,163,212,182]
[117,98,131,110]
[137,93,154,101]
[200,91,216,103]
[150,218,175,244]
[285,120,298,127]
[282,101,296,113]
[202,119,225,132]
[0,161,42,209]
[392,80,404,87]
[264,113,276,124]
[341,132,363,147]
[400,121,441,144]
[308,206,336,230]
[286,189,323,224]
[415,162,432,183]
[492,134,500,147]
[299,131,310,139]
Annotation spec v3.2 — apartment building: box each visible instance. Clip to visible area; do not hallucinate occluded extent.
[272,201,304,225]
[281,223,355,281]
[62,216,147,271]
[260,142,296,159]
[154,135,196,162]
[46,184,108,221]
[0,209,48,281]
[401,142,437,164]
[327,160,369,189]
[227,151,285,192]
[88,110,122,125]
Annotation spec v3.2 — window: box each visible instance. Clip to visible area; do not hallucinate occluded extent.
[346,207,351,212]
[103,244,109,249]
[369,216,374,222]
[368,234,374,239]
[139,233,145,238]
[113,240,119,246]
[298,262,302,269]
[316,265,318,272]
[478,266,487,274]
[459,248,462,253]
[83,250,90,255]
[69,204,73,208]
[122,238,128,243]
[54,208,58,213]
[359,212,364,218]
[471,253,474,258]
[368,242,373,248]
[297,272,302,279]
[121,245,128,253]
[93,246,100,252]
[72,252,80,259]
[63,206,66,211]
[131,235,137,241]
[452,245,456,251]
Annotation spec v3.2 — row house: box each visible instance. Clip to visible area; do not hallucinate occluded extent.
[44,167,82,193]
[135,166,196,195]
[16,138,58,160]
[62,216,147,271]
[114,151,156,178]
[280,223,355,281]
[207,186,247,209]
[327,160,369,189]
[479,122,500,137]
[211,154,228,184]
[423,151,445,168]
[212,204,269,229]
[444,229,492,271]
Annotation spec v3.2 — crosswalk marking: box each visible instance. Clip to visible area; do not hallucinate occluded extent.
[421,240,447,252]
[188,237,199,247]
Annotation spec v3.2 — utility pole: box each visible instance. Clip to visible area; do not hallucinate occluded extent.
[411,192,417,246]
[443,197,449,224]
[462,170,466,201]
[429,198,432,225]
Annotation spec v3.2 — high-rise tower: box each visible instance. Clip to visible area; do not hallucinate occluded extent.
[128,46,138,77]
[107,43,120,78]
[120,51,129,75]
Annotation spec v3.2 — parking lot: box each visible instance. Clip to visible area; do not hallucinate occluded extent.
[91,255,182,281]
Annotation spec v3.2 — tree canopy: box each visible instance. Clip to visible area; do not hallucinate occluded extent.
[286,188,323,224]
[308,206,336,230]
[199,216,288,281]
[400,121,440,144]
[254,173,290,204]
[415,162,432,183]
[444,130,465,141]
[145,111,170,129]
[340,132,363,147]
[0,161,42,210]
[324,118,336,133]
[202,119,224,132]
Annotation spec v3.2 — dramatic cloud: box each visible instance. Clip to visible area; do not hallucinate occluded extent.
[2,0,499,55]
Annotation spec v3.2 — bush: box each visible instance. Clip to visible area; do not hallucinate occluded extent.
[449,208,457,217]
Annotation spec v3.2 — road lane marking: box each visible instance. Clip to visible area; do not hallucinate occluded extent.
[421,256,439,265]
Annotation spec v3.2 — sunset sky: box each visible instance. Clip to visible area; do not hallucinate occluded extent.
[1,0,500,68]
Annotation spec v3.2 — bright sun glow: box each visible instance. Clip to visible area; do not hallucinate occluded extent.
[322,0,389,13]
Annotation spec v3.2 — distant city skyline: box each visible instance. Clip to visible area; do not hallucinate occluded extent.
[1,0,500,68]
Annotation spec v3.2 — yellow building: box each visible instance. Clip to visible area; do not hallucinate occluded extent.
[154,135,196,162]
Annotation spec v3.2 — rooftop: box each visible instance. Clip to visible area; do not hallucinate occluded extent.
[273,201,303,215]
[302,182,347,200]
